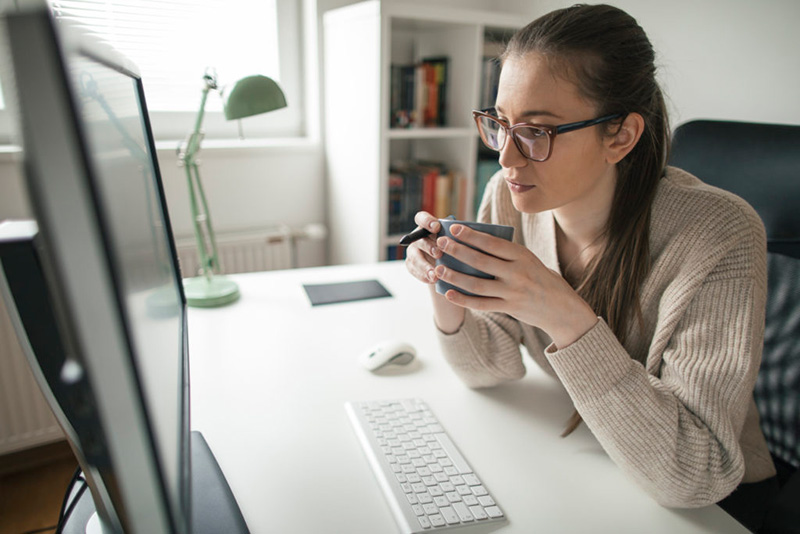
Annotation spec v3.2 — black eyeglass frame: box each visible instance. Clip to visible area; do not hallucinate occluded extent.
[472,108,625,162]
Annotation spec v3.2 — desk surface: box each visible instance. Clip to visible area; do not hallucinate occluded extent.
[188,261,748,534]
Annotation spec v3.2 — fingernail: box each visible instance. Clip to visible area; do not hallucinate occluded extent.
[437,237,447,250]
[451,224,462,236]
[427,269,435,282]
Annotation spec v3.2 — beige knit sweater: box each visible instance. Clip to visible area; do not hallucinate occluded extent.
[436,166,776,508]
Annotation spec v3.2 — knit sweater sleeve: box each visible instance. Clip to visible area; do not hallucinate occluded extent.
[435,171,527,387]
[546,190,768,508]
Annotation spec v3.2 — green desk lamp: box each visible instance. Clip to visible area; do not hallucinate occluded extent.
[178,70,287,307]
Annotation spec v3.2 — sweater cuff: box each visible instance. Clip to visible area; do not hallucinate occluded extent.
[544,319,635,407]
[435,311,479,367]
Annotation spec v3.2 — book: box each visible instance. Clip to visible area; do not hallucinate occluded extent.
[422,56,448,126]
[434,171,452,218]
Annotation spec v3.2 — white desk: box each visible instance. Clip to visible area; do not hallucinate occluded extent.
[187,261,748,534]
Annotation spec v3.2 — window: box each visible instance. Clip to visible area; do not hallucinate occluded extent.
[0,0,303,142]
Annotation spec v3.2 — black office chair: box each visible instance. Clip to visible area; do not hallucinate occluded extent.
[670,119,800,534]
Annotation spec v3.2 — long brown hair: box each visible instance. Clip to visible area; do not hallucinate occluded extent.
[502,4,671,436]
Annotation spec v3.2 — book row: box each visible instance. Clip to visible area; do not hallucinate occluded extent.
[390,57,448,128]
[388,160,469,236]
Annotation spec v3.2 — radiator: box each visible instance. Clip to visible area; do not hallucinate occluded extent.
[0,294,62,455]
[174,226,297,277]
[0,226,317,455]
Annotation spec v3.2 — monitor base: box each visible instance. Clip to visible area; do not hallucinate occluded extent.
[59,431,249,533]
[191,430,250,534]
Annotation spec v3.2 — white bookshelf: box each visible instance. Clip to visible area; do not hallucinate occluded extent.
[323,0,520,264]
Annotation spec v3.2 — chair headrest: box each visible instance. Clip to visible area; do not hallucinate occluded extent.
[670,120,800,258]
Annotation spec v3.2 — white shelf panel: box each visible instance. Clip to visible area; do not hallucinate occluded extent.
[386,127,474,140]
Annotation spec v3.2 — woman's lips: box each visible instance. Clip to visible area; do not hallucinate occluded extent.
[506,179,535,193]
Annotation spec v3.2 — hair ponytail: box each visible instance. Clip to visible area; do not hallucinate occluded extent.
[502,4,671,436]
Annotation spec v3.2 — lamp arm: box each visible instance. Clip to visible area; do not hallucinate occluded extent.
[179,72,223,279]
[184,162,213,279]
[190,161,222,273]
[180,82,212,166]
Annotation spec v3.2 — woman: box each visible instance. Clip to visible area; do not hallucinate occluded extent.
[404,4,777,531]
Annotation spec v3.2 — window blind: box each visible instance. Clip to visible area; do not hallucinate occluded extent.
[49,0,280,113]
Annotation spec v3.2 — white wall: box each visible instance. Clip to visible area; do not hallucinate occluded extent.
[0,141,327,266]
[2,0,799,267]
[496,0,800,128]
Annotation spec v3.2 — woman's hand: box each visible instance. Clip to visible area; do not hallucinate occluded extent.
[404,212,465,334]
[434,223,598,348]
[403,211,443,285]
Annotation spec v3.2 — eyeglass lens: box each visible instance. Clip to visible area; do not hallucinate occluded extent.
[477,115,550,161]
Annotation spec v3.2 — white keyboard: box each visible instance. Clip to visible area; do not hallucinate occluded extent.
[346,399,506,533]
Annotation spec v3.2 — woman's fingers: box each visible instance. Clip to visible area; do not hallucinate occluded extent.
[405,245,435,283]
[434,263,498,298]
[446,224,518,261]
[414,211,442,235]
[436,233,507,278]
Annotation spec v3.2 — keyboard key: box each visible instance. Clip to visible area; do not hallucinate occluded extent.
[463,495,479,507]
[453,502,475,522]
[472,485,488,497]
[430,515,445,527]
[440,507,460,525]
[446,492,461,503]
[469,505,488,520]
[412,483,427,493]
[477,495,495,507]
[485,506,504,519]
[417,516,432,529]
[463,474,480,486]
[433,496,449,507]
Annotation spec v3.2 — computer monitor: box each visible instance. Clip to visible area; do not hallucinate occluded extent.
[0,7,248,533]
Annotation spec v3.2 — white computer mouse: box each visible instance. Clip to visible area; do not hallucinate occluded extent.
[360,340,416,371]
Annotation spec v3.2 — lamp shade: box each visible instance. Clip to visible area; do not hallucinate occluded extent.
[222,74,287,121]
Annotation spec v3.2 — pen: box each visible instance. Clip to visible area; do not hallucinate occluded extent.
[399,226,431,246]
[399,216,454,246]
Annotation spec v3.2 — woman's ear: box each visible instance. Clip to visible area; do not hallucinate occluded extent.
[605,112,645,164]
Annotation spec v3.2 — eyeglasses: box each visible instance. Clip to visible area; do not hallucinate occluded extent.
[472,108,624,162]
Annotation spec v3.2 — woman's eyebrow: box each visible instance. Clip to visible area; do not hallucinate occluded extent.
[495,105,562,121]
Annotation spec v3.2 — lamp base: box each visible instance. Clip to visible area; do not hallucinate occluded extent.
[183,275,240,308]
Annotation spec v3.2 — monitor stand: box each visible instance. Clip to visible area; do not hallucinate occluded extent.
[60,431,249,533]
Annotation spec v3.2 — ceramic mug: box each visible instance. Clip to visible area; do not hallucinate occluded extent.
[435,219,514,296]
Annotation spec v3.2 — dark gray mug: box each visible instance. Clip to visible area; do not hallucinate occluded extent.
[435,219,514,296]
